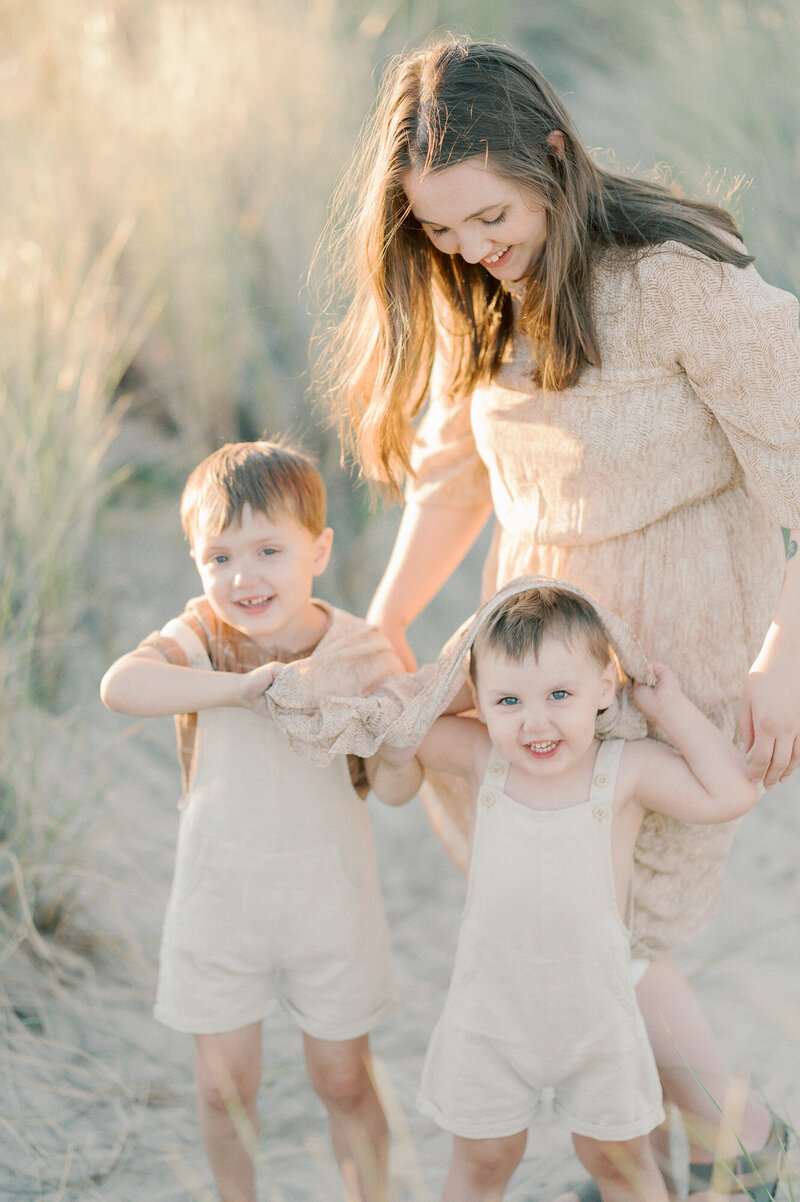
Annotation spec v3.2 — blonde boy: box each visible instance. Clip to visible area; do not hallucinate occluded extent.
[371,586,758,1202]
[102,440,400,1202]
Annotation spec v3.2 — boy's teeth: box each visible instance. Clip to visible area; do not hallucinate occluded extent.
[528,740,558,751]
[241,596,270,606]
[484,246,509,264]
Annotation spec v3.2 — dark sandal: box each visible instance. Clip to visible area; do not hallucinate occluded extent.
[555,1120,788,1202]
[684,1119,788,1201]
[660,1119,790,1201]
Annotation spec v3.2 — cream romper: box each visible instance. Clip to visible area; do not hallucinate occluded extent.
[154,621,395,1039]
[418,738,664,1141]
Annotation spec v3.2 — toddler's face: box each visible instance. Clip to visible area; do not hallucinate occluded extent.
[191,503,332,653]
[473,635,616,780]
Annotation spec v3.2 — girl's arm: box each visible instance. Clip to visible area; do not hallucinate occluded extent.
[738,530,800,787]
[100,647,279,717]
[367,500,492,669]
[629,663,758,823]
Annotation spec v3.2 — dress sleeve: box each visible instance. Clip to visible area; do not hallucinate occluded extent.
[644,244,800,528]
[404,335,492,511]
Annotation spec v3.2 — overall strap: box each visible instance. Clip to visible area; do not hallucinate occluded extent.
[160,618,213,670]
[481,743,511,795]
[588,738,625,813]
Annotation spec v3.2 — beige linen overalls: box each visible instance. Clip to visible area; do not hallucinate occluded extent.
[418,738,664,1142]
[154,626,395,1039]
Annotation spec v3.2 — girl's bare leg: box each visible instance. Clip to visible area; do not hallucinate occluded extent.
[302,1032,389,1202]
[572,1133,669,1202]
[195,1022,262,1202]
[442,1130,527,1201]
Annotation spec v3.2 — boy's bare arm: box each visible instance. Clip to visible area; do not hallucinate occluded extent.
[629,662,758,822]
[367,713,487,807]
[367,746,423,807]
[100,647,280,717]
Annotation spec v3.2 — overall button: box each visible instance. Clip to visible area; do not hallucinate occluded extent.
[592,805,607,820]
[594,773,609,787]
[481,792,496,808]
[490,763,504,777]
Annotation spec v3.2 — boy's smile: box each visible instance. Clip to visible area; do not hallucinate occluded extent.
[191,503,333,654]
[473,636,617,794]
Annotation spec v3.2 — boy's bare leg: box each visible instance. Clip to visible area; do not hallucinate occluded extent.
[442,1130,527,1201]
[195,1022,262,1202]
[554,956,774,1202]
[303,1031,389,1202]
[572,1133,669,1202]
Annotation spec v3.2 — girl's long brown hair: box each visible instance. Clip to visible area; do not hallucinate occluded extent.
[316,37,752,495]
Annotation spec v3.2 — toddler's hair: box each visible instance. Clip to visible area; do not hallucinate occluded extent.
[180,440,326,542]
[470,587,612,681]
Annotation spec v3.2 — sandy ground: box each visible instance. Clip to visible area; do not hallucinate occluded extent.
[3,481,799,1202]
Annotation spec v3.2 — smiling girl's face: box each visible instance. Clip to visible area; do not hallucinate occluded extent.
[402,157,548,281]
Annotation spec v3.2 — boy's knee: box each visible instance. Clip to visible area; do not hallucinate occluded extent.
[457,1134,526,1184]
[574,1134,654,1185]
[308,1054,370,1110]
[195,1041,261,1113]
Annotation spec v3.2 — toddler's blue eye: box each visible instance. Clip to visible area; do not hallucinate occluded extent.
[212,555,228,565]
[259,547,277,556]
[498,696,518,706]
[550,690,569,701]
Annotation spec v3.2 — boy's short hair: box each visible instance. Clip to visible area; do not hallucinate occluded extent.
[180,440,326,542]
[470,587,612,682]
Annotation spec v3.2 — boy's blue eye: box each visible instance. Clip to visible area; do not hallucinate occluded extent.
[498,696,518,707]
[259,547,277,556]
[550,689,569,701]
[212,554,228,565]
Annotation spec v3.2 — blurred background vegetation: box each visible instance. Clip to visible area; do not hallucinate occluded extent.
[1,0,798,952]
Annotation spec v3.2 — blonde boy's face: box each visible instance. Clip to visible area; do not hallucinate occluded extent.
[473,634,616,780]
[191,502,333,653]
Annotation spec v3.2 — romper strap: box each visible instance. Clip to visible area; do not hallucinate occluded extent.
[588,738,625,808]
[481,743,511,794]
[160,618,213,671]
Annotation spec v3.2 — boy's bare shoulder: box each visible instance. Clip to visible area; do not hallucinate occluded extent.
[617,736,675,802]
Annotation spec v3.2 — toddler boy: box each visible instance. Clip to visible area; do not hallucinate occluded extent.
[101,440,401,1202]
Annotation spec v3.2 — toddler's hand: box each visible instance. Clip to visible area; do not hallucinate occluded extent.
[377,742,420,768]
[632,662,683,720]
[237,662,284,714]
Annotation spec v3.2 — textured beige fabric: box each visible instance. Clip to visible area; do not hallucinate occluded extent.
[264,575,655,755]
[142,597,403,796]
[398,243,800,955]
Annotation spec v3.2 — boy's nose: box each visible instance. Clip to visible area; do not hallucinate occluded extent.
[521,709,549,735]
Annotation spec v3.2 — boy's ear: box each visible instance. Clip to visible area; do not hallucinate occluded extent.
[469,676,485,722]
[598,660,617,710]
[312,526,334,577]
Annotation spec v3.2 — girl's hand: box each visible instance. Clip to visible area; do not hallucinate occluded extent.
[237,662,283,714]
[738,622,800,787]
[632,661,683,722]
[369,619,417,672]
